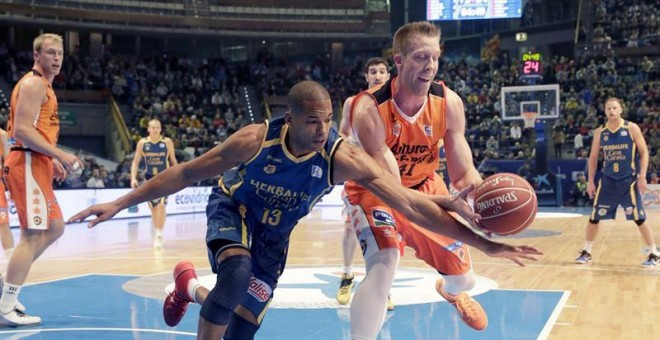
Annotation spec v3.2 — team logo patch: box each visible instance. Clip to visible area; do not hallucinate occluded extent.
[621,131,628,137]
[33,216,42,226]
[393,122,401,136]
[603,136,609,141]
[598,208,607,216]
[160,143,165,147]
[424,125,432,137]
[372,209,394,227]
[311,165,323,178]
[145,144,151,151]
[247,276,272,302]
[625,206,634,215]
[264,164,276,174]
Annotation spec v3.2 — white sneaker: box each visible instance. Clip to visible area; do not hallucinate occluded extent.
[0,309,41,326]
[153,236,164,248]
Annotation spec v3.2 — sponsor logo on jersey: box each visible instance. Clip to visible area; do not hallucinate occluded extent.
[424,125,432,137]
[311,165,323,178]
[598,208,607,216]
[264,164,276,174]
[393,122,401,136]
[621,131,628,137]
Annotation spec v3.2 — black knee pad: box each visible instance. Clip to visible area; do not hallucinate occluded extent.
[635,219,646,226]
[588,219,600,224]
[199,254,252,326]
[224,312,261,340]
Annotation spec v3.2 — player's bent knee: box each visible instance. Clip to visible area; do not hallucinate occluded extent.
[635,219,646,226]
[200,254,253,326]
[224,312,261,339]
[588,219,600,225]
[442,271,476,293]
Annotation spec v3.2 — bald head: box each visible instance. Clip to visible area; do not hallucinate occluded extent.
[287,81,331,116]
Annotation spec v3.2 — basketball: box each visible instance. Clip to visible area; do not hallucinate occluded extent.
[473,173,537,236]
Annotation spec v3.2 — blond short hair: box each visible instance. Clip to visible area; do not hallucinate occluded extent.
[33,33,63,52]
[605,97,624,108]
[392,21,441,56]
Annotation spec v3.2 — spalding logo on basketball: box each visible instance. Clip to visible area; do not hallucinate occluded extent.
[474,173,538,236]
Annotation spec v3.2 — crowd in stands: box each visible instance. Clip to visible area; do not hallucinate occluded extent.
[0,1,656,200]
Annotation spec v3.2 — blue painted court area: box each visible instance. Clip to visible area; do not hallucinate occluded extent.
[0,274,565,339]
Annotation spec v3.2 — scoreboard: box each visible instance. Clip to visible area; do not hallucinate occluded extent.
[427,0,522,21]
[521,51,542,77]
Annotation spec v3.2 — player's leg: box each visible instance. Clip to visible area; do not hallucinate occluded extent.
[623,179,658,266]
[149,198,167,247]
[0,189,14,257]
[403,173,487,330]
[346,193,400,339]
[337,194,358,305]
[577,178,612,264]
[0,152,62,325]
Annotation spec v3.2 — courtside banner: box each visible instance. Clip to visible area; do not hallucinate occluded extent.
[6,186,214,227]
[642,184,660,209]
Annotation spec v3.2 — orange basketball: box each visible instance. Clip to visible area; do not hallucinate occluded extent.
[473,173,537,236]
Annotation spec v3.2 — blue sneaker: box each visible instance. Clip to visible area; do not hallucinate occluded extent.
[575,250,592,264]
[640,253,659,267]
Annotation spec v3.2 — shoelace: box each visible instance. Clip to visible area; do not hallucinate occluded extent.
[455,295,480,322]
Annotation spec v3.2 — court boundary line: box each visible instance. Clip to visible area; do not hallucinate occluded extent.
[537,290,571,340]
[0,327,196,336]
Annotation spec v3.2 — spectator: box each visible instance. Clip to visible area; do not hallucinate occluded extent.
[86,169,105,188]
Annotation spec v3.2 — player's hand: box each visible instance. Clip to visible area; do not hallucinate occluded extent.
[448,184,482,230]
[52,159,67,182]
[58,152,84,173]
[130,179,139,189]
[586,182,596,199]
[637,177,648,194]
[67,202,121,228]
[484,242,543,267]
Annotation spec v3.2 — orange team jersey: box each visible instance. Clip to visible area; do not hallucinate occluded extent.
[4,69,61,229]
[0,141,7,225]
[344,77,447,193]
[8,69,60,148]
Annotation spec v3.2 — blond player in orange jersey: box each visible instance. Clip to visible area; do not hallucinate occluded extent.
[335,57,393,309]
[343,22,497,338]
[0,33,83,326]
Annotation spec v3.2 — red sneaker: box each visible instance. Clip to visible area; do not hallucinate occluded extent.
[163,261,197,327]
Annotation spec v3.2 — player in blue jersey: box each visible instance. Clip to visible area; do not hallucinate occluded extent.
[130,119,177,248]
[69,80,542,340]
[575,97,659,267]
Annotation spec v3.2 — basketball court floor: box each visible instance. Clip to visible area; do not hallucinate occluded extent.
[0,204,657,339]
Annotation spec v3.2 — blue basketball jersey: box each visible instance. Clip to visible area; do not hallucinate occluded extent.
[142,137,171,179]
[600,120,637,179]
[221,117,343,233]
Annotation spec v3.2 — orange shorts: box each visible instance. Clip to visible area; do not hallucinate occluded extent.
[0,180,8,225]
[4,150,62,229]
[345,172,472,276]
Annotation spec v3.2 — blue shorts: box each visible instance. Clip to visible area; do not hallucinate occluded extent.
[205,187,292,323]
[144,176,168,207]
[590,175,645,221]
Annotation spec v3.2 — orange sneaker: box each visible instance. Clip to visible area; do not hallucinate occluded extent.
[163,261,197,327]
[435,278,488,331]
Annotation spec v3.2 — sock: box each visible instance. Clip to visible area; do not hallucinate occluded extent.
[3,248,13,259]
[0,283,21,313]
[342,266,353,277]
[188,278,201,304]
[583,241,593,253]
[646,244,658,256]
[155,230,163,239]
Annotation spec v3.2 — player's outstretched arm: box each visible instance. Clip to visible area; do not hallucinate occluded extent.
[333,142,543,266]
[68,123,266,228]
